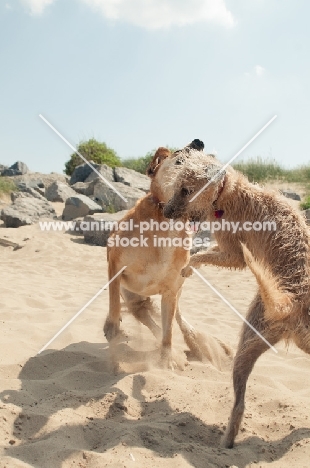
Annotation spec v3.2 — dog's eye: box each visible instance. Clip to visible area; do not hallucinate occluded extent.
[175,157,184,165]
[181,187,193,197]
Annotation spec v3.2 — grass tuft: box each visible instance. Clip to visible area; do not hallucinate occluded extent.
[0,177,17,196]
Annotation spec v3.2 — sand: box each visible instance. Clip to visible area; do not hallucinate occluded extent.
[0,219,310,468]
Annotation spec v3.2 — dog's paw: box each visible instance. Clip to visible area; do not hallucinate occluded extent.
[181,265,193,277]
[103,320,121,342]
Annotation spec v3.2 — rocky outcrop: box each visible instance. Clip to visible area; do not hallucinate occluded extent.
[69,162,114,185]
[113,167,150,192]
[71,180,96,197]
[45,181,77,202]
[16,178,45,196]
[93,181,145,212]
[62,195,103,221]
[83,211,128,246]
[1,191,56,227]
[0,164,8,175]
[2,161,29,176]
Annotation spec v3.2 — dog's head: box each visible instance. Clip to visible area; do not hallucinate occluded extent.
[163,152,226,222]
[147,140,205,204]
[146,147,172,178]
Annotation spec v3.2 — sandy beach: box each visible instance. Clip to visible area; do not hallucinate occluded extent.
[0,216,310,468]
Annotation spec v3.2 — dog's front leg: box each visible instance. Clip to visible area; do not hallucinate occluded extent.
[160,293,177,369]
[182,248,246,277]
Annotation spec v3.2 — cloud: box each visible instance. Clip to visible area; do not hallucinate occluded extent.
[255,65,265,76]
[80,0,235,29]
[18,0,235,28]
[20,0,56,16]
[245,65,266,78]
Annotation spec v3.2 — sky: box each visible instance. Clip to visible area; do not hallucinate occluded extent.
[0,0,309,174]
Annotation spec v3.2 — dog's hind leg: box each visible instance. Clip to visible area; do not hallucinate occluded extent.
[121,287,161,339]
[104,261,123,341]
[223,294,281,448]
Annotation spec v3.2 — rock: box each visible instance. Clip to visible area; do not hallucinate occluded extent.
[45,181,76,202]
[0,164,8,175]
[303,209,310,224]
[114,167,150,193]
[93,181,145,212]
[83,211,128,246]
[84,164,114,184]
[70,161,114,185]
[0,237,24,251]
[281,190,301,201]
[1,192,56,228]
[11,188,46,202]
[2,161,29,176]
[16,178,45,196]
[11,172,68,191]
[71,180,96,197]
[191,227,211,254]
[62,195,103,220]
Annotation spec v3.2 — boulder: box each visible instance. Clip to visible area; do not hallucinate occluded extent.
[16,179,45,196]
[62,195,103,221]
[84,164,114,184]
[303,209,310,224]
[114,167,150,193]
[281,190,301,201]
[191,228,211,254]
[93,181,145,212]
[11,188,46,202]
[10,173,68,195]
[71,180,96,197]
[45,181,76,202]
[83,211,128,246]
[0,164,8,175]
[1,192,56,228]
[69,161,114,185]
[2,161,29,176]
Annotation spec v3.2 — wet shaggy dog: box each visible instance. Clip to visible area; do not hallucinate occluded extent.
[163,148,310,447]
[104,141,231,369]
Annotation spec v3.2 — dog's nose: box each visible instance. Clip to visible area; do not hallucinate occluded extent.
[188,139,204,151]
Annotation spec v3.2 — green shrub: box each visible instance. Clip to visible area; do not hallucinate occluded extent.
[64,139,121,176]
[300,196,310,210]
[0,177,17,195]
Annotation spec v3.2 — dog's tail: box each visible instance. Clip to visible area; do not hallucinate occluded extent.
[175,309,233,370]
[241,242,293,321]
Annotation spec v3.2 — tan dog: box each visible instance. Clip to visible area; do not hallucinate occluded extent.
[163,148,310,446]
[104,141,231,368]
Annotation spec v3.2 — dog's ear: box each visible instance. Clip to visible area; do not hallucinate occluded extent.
[146,147,171,177]
[187,139,204,151]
